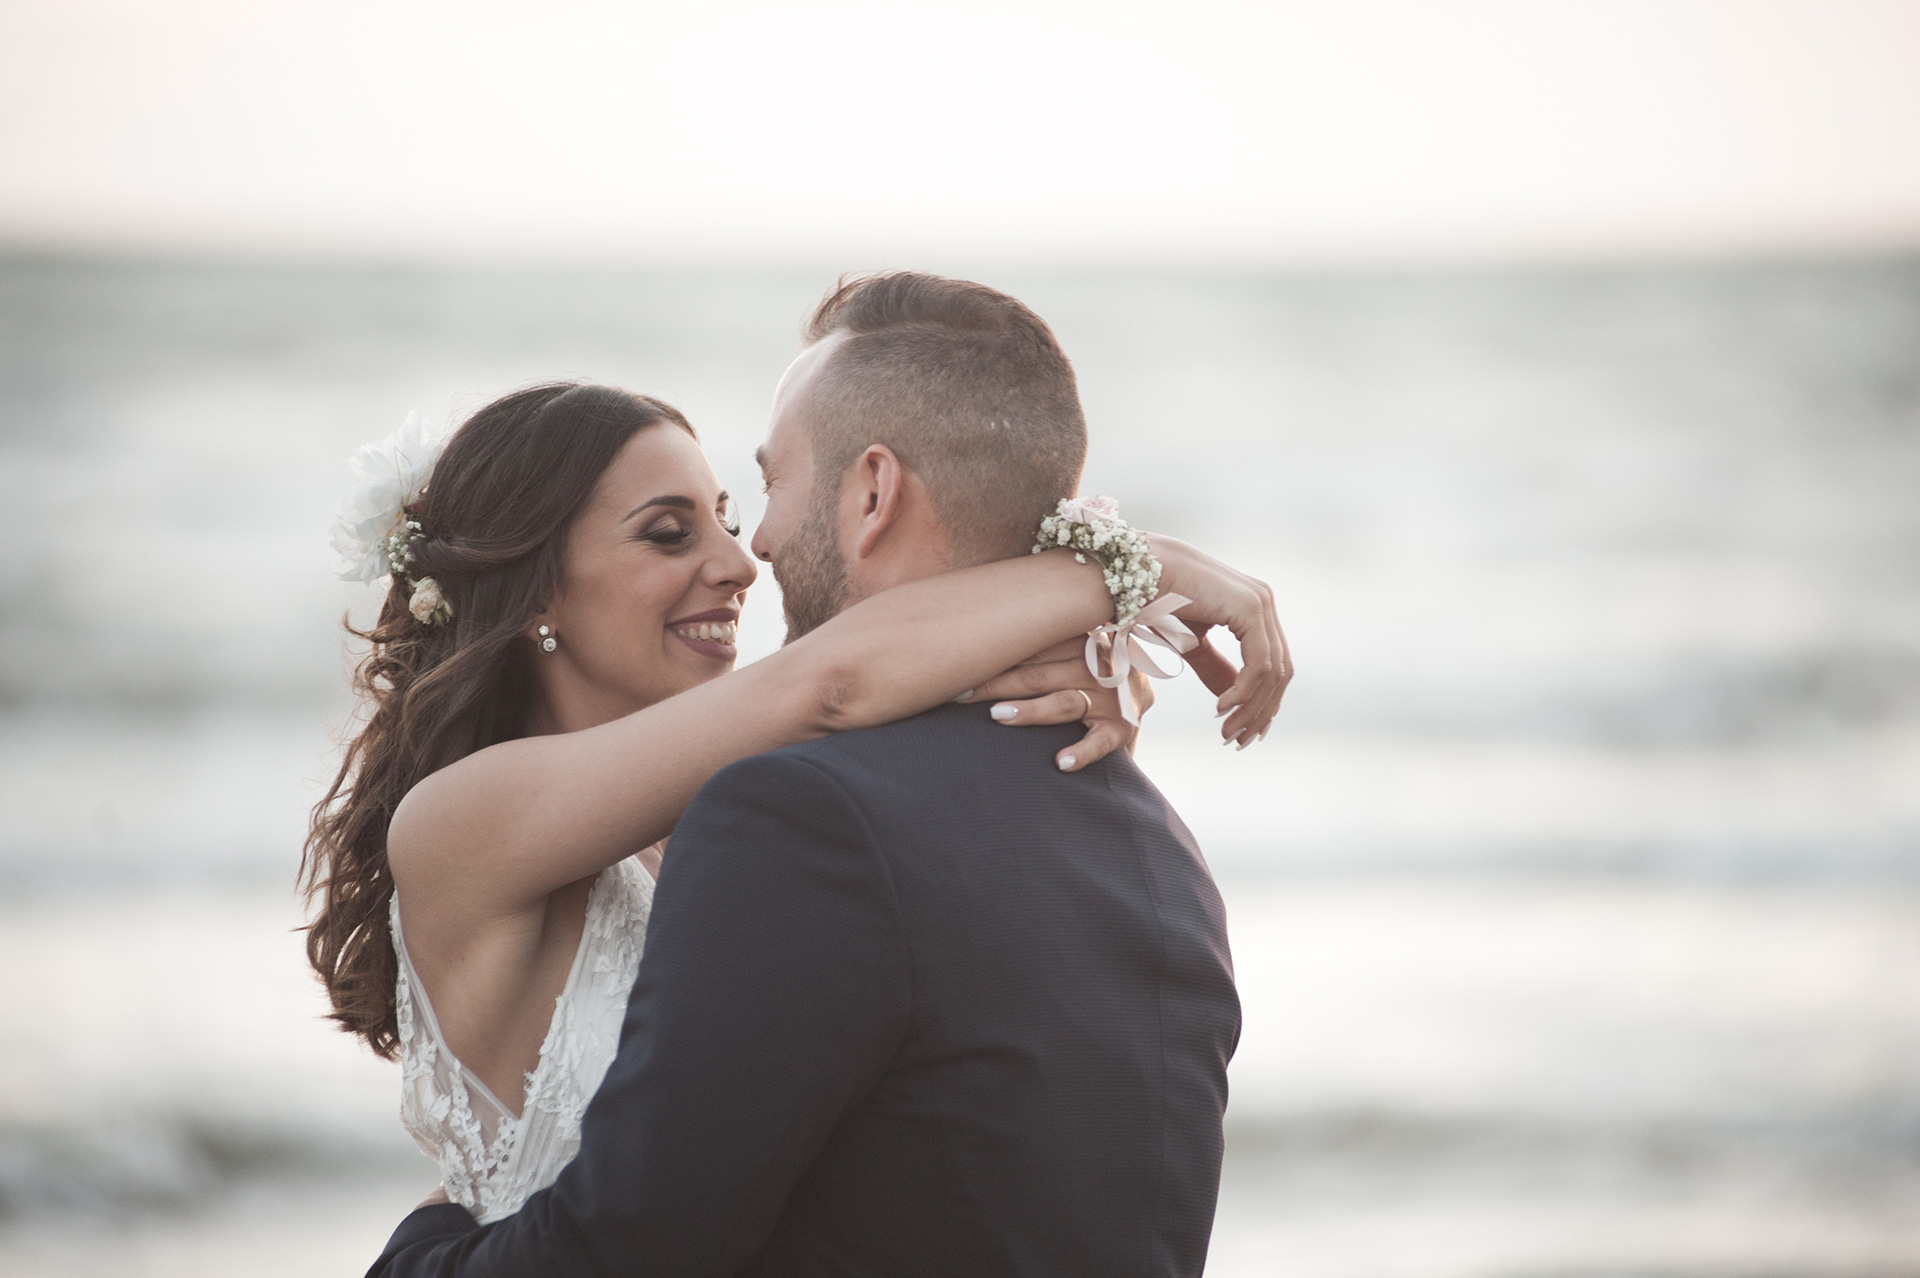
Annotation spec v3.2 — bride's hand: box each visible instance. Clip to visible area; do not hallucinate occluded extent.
[964,637,1153,773]
[1147,532,1291,747]
[966,532,1290,756]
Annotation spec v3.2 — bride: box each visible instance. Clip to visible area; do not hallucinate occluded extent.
[301,381,1286,1222]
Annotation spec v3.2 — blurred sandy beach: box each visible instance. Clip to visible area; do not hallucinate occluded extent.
[1,255,1917,1276]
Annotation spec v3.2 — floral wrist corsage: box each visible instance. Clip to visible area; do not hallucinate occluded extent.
[1031,496,1197,725]
[1032,495,1163,626]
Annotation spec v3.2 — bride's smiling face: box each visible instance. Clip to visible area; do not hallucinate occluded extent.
[530,425,757,731]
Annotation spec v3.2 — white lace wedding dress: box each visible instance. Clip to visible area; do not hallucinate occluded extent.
[389,856,655,1222]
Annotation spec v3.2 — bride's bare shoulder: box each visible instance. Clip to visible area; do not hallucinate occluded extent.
[386,735,540,891]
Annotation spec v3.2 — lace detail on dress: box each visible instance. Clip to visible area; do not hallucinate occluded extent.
[391,856,654,1222]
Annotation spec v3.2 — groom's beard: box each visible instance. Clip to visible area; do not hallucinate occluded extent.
[774,496,849,644]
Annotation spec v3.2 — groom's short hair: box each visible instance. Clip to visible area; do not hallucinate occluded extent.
[800,272,1088,564]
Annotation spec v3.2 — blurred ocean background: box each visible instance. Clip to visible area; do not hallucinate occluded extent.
[1,252,1917,1278]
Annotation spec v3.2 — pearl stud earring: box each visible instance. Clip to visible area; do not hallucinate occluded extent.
[537,625,557,654]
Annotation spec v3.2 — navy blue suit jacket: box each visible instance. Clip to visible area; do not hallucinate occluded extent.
[370,703,1240,1277]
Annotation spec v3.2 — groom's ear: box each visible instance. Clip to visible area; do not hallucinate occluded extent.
[851,444,905,561]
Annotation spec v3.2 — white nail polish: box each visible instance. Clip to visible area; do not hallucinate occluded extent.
[954,689,974,703]
[990,704,1018,722]
[1058,754,1076,771]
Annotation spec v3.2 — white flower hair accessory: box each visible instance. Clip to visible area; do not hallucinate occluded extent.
[330,412,454,622]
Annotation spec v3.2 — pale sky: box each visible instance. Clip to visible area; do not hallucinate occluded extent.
[2,0,1917,263]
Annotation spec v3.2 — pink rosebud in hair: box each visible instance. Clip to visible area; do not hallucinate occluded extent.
[408,577,452,625]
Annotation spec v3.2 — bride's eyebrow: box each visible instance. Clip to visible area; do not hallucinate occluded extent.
[621,495,696,523]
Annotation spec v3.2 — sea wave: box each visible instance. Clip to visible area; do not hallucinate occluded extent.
[5,1103,1911,1223]
[0,1113,418,1219]
[1224,1106,1920,1197]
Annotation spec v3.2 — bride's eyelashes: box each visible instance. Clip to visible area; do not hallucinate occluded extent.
[635,518,695,551]
[634,509,741,551]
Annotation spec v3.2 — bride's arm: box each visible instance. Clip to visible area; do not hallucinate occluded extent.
[389,548,1115,914]
[963,531,1292,763]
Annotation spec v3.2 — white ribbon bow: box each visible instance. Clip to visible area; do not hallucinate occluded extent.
[1084,593,1199,725]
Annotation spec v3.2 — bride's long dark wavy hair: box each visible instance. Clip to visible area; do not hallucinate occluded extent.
[301,383,693,1058]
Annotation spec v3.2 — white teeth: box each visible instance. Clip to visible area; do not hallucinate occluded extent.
[674,621,736,645]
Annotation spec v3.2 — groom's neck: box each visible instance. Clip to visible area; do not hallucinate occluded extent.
[844,542,956,603]
[838,480,969,601]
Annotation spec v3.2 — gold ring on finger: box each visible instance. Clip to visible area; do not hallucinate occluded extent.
[1075,689,1094,718]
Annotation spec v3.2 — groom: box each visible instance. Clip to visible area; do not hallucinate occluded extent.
[369,273,1241,1277]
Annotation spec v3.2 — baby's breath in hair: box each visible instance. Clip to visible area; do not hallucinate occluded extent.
[383,519,424,575]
